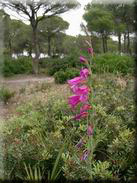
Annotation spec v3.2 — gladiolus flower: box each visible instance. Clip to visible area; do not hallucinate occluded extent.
[80,150,90,161]
[79,94,88,103]
[72,86,89,95]
[70,85,79,93]
[74,111,88,120]
[76,139,83,148]
[80,104,92,113]
[80,68,90,79]
[80,56,87,63]
[88,48,93,55]
[68,95,80,108]
[68,76,85,86]
[87,125,93,136]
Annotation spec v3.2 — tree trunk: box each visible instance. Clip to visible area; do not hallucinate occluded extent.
[28,48,32,57]
[127,30,131,55]
[105,36,108,52]
[124,33,127,53]
[32,27,40,74]
[102,35,106,53]
[8,39,12,57]
[47,35,51,57]
[118,33,121,54]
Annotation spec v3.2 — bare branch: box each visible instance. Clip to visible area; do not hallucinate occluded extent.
[34,3,43,13]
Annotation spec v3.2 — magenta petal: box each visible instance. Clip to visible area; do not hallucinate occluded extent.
[88,48,93,54]
[76,139,83,148]
[80,150,90,161]
[80,94,88,103]
[80,104,92,113]
[80,56,87,63]
[87,125,93,136]
[71,85,79,93]
[73,86,89,95]
[68,95,80,108]
[80,68,90,79]
[74,111,88,120]
[68,76,85,86]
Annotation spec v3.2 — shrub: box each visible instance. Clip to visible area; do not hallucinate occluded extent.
[45,58,68,76]
[39,53,134,76]
[92,53,134,75]
[45,53,134,76]
[0,87,15,104]
[54,70,67,84]
[41,52,82,76]
[108,128,135,181]
[2,56,33,77]
[54,68,79,84]
[2,98,72,180]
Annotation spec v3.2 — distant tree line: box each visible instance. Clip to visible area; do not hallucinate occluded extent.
[0,1,135,74]
[83,2,135,54]
[0,0,79,74]
[0,10,69,58]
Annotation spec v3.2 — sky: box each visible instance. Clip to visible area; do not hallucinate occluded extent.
[60,0,92,36]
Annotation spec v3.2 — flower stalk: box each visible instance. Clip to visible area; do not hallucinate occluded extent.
[67,38,95,165]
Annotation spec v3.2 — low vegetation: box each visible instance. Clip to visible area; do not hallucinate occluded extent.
[0,87,15,104]
[1,57,33,77]
[1,74,135,181]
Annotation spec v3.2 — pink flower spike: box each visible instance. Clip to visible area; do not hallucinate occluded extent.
[80,68,90,79]
[80,104,92,113]
[80,56,87,63]
[68,76,85,86]
[68,95,80,108]
[88,48,93,55]
[74,111,88,120]
[73,86,89,95]
[87,125,93,136]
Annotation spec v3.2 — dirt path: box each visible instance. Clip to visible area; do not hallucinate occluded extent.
[0,75,55,119]
[3,76,54,83]
[4,77,54,83]
[1,75,54,89]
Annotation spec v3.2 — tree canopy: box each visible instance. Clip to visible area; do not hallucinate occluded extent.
[0,0,80,74]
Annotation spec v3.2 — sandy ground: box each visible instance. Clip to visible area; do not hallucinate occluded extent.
[0,75,54,118]
[0,75,70,120]
[0,75,54,90]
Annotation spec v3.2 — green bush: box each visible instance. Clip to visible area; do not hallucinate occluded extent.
[92,53,134,75]
[2,98,72,180]
[48,58,68,76]
[54,70,67,84]
[2,56,33,77]
[108,128,135,181]
[54,68,79,84]
[40,52,82,76]
[43,53,134,76]
[0,87,15,104]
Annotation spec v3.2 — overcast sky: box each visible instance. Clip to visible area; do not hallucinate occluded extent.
[60,0,92,36]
